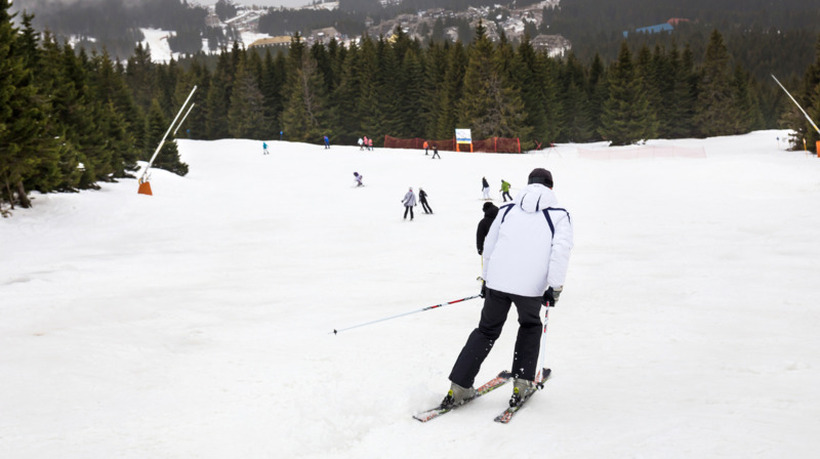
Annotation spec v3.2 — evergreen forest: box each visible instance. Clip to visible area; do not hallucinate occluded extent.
[3,0,820,214]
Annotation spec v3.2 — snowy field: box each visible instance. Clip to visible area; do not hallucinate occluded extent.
[2,131,820,458]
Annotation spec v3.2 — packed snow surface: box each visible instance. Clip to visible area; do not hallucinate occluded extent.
[2,131,819,457]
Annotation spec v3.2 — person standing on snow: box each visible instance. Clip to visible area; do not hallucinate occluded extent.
[500,179,512,202]
[482,177,491,200]
[419,188,433,214]
[431,145,440,159]
[262,141,269,155]
[476,201,498,255]
[353,172,363,187]
[323,135,330,149]
[358,137,364,150]
[442,168,573,408]
[401,187,417,220]
[423,140,429,155]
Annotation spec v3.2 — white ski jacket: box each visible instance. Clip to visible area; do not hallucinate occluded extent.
[402,190,417,206]
[482,184,573,297]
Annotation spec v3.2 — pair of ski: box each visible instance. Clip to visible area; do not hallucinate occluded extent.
[413,368,551,424]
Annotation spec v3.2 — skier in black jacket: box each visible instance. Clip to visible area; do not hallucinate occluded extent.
[476,202,498,255]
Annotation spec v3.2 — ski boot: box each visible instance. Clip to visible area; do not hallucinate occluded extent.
[509,378,536,407]
[440,382,476,408]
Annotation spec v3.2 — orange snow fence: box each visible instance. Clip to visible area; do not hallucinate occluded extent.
[138,181,153,196]
[383,136,521,153]
[816,141,819,158]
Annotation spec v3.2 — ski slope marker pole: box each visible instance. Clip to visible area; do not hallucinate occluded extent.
[332,294,481,335]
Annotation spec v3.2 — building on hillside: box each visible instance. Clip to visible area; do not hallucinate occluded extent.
[309,27,341,44]
[225,10,262,32]
[531,34,571,58]
[249,36,292,49]
[205,12,221,28]
[623,21,675,38]
[667,18,690,27]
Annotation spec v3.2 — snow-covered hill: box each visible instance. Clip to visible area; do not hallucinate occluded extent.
[2,131,819,457]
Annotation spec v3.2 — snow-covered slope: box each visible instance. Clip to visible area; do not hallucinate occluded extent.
[2,131,819,458]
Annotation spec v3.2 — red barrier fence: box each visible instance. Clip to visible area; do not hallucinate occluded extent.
[384,136,521,153]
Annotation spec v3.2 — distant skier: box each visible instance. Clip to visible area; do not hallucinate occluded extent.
[476,201,498,255]
[482,177,491,200]
[353,172,363,187]
[368,137,374,151]
[423,140,429,155]
[432,145,440,159]
[262,141,269,155]
[324,135,330,149]
[419,188,433,214]
[358,137,364,150]
[401,187,417,220]
[500,179,512,202]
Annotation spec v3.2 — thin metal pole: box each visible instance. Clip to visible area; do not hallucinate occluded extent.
[771,74,820,135]
[173,103,196,137]
[139,85,197,183]
[332,294,481,335]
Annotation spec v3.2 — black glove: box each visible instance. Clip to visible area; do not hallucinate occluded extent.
[542,286,562,307]
[480,281,487,298]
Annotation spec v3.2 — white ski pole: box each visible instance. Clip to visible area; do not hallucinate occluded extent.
[332,294,481,335]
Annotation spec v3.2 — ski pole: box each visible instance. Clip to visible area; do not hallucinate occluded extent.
[535,306,551,387]
[332,294,481,335]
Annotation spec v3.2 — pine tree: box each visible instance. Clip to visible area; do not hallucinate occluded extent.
[666,44,698,139]
[396,47,425,138]
[421,40,450,140]
[88,50,140,177]
[599,42,654,145]
[435,41,467,140]
[281,34,331,143]
[228,52,267,139]
[458,21,529,142]
[146,99,188,176]
[695,30,736,137]
[356,35,383,141]
[205,49,233,139]
[587,53,608,142]
[559,53,594,142]
[1,2,44,208]
[798,35,820,152]
[261,49,286,139]
[332,41,364,142]
[513,35,551,149]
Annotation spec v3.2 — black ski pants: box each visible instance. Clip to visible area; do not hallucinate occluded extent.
[449,288,543,387]
[404,205,414,219]
[421,200,432,214]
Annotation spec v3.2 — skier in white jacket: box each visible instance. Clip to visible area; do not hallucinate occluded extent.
[443,168,573,407]
[401,187,417,220]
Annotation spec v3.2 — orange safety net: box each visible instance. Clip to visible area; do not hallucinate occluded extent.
[383,136,519,153]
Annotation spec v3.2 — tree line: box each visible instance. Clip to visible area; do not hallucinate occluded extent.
[3,0,820,214]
